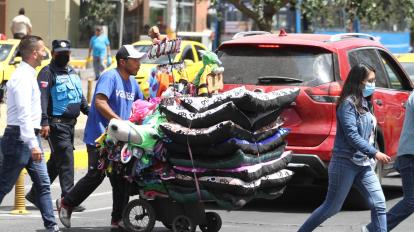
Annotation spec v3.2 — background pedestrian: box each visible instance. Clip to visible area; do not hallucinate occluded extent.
[88,25,111,80]
[10,8,32,39]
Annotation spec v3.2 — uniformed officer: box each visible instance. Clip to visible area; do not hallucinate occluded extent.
[26,40,89,212]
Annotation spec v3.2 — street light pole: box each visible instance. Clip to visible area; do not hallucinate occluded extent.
[119,0,124,48]
[167,0,177,38]
[47,0,55,45]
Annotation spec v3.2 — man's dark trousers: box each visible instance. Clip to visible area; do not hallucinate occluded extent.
[28,122,75,198]
[63,144,105,207]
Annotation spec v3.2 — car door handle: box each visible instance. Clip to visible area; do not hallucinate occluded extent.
[374,99,383,106]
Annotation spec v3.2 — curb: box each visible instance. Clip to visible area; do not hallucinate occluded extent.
[44,149,88,170]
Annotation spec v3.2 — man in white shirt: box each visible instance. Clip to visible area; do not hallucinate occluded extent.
[0,36,60,232]
[10,8,32,39]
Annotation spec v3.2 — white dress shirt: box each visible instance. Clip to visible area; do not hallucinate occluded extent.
[10,14,32,34]
[6,61,41,149]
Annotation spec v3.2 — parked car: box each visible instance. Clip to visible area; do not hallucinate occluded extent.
[0,38,51,84]
[217,31,413,195]
[396,53,414,82]
[105,40,207,98]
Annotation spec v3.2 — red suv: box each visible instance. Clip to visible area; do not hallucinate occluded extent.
[217,31,413,187]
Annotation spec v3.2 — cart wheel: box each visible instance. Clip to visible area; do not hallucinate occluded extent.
[199,212,222,232]
[122,199,155,232]
[172,215,196,232]
[162,221,172,230]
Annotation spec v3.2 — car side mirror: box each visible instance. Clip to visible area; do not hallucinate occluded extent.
[184,59,194,67]
[9,56,22,65]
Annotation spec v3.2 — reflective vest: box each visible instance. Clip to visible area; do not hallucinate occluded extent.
[50,73,83,116]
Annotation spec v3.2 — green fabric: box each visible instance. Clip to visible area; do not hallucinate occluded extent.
[131,110,166,150]
[142,183,167,193]
[169,145,285,169]
[193,51,222,87]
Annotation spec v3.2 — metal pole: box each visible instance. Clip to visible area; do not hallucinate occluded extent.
[213,0,221,50]
[353,17,360,33]
[119,0,124,48]
[167,0,177,38]
[47,0,54,45]
[295,0,302,33]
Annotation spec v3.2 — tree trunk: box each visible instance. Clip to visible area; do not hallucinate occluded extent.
[256,15,274,31]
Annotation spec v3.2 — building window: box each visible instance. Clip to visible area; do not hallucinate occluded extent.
[149,0,194,33]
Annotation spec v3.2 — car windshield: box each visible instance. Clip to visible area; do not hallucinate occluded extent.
[0,44,13,62]
[133,44,176,65]
[401,62,414,82]
[217,45,334,86]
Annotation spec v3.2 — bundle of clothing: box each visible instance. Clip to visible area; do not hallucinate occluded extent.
[159,86,300,209]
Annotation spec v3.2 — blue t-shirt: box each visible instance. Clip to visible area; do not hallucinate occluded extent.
[83,69,143,145]
[90,35,110,58]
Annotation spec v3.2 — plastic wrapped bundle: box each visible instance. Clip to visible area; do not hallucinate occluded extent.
[163,128,290,158]
[169,143,286,169]
[159,119,283,145]
[180,86,300,113]
[160,101,285,131]
[172,151,292,182]
[167,169,293,195]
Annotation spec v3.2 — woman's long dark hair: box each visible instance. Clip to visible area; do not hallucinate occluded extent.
[336,63,375,113]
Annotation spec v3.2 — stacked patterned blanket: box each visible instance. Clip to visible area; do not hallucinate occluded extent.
[159,86,300,209]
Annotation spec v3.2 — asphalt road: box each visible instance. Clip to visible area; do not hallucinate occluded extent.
[0,172,411,232]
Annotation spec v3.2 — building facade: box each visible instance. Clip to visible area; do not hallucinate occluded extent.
[2,0,80,47]
[0,0,209,48]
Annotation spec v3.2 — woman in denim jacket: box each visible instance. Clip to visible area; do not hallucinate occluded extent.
[298,64,391,232]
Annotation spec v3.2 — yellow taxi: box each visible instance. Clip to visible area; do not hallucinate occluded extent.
[105,40,208,98]
[396,53,414,82]
[0,38,51,84]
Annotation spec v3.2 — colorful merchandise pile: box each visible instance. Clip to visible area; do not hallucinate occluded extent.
[95,98,172,198]
[96,86,300,209]
[159,86,300,209]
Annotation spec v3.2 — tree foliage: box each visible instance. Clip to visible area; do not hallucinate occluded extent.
[79,0,136,29]
[213,0,414,32]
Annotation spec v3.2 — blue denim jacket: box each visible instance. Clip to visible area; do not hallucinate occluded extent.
[332,96,377,159]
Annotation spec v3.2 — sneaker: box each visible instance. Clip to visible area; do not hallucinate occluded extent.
[73,205,86,212]
[25,192,39,209]
[57,198,72,228]
[111,220,125,231]
[361,225,369,232]
[46,225,61,232]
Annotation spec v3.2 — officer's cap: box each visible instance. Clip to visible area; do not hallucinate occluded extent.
[52,40,71,52]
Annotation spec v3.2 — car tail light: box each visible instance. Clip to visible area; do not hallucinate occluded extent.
[257,44,280,48]
[305,82,342,103]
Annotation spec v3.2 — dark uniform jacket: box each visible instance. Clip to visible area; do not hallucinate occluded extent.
[37,61,89,126]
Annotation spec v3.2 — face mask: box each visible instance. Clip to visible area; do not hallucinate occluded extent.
[363,82,375,97]
[54,53,70,67]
